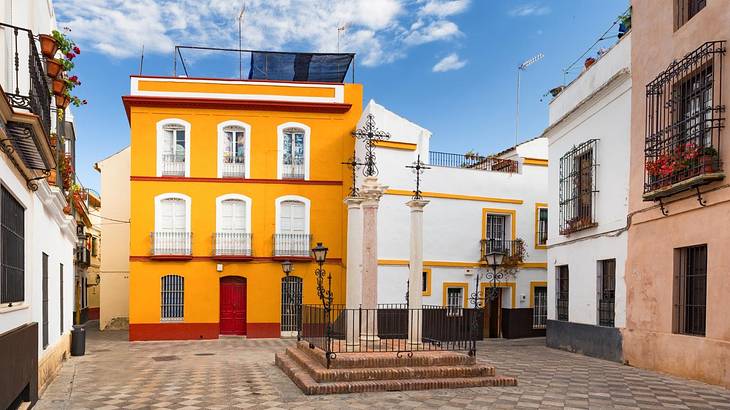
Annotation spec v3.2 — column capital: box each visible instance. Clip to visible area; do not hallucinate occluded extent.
[361,176,388,206]
[406,199,430,210]
[343,196,364,207]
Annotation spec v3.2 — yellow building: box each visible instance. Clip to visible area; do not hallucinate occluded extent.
[122,55,361,340]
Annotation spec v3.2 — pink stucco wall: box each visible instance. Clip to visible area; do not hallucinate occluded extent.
[625,0,730,387]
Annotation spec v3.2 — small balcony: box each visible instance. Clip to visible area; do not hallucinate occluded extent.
[161,154,185,177]
[151,232,192,258]
[273,233,312,259]
[214,232,252,260]
[222,157,245,178]
[429,151,518,173]
[282,163,305,180]
[74,245,90,267]
[484,239,525,259]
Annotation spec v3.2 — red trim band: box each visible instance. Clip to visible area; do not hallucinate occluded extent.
[129,322,219,341]
[130,176,343,185]
[246,323,280,338]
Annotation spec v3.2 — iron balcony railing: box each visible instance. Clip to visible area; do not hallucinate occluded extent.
[222,156,245,178]
[273,233,312,257]
[485,239,524,259]
[556,298,569,321]
[151,232,192,256]
[0,22,52,138]
[282,163,305,180]
[74,245,90,266]
[161,153,185,176]
[429,151,518,173]
[214,232,252,256]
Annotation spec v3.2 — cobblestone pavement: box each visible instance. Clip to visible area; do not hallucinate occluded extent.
[37,328,730,409]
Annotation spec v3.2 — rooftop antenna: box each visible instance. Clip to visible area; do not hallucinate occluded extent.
[238,1,246,79]
[138,44,144,75]
[515,52,544,147]
[337,24,347,53]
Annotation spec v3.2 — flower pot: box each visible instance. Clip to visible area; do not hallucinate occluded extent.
[46,59,62,78]
[702,155,717,173]
[584,57,596,69]
[54,94,70,109]
[39,34,58,58]
[63,204,72,215]
[52,78,65,96]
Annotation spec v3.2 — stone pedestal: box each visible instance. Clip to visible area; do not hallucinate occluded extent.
[360,176,387,341]
[344,197,363,348]
[407,199,429,346]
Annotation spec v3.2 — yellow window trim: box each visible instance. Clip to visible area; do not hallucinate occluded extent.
[442,282,469,307]
[529,281,548,308]
[534,203,548,250]
[385,190,523,205]
[524,158,548,166]
[480,282,516,308]
[422,268,432,296]
[481,208,517,240]
[374,140,418,151]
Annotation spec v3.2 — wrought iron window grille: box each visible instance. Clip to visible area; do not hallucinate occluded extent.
[559,139,598,235]
[673,245,707,336]
[597,259,616,327]
[161,275,184,321]
[556,265,569,321]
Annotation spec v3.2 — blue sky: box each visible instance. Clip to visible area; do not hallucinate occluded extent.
[56,0,629,191]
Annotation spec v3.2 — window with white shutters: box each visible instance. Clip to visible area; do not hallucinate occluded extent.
[153,196,191,256]
[280,201,305,234]
[159,198,186,232]
[161,124,186,176]
[274,200,310,257]
[220,199,246,232]
[282,128,305,179]
[222,126,246,178]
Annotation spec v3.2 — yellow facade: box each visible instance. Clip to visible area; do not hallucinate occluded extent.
[125,78,362,340]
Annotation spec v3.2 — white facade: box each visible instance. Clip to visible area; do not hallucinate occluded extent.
[357,101,548,329]
[545,33,631,329]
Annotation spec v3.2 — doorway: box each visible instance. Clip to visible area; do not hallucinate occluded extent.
[483,289,503,338]
[281,276,303,337]
[220,276,246,335]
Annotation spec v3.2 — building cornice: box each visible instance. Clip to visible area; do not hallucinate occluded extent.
[37,181,76,241]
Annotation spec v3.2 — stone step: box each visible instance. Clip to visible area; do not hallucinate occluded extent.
[285,346,495,383]
[275,352,517,395]
[295,340,477,369]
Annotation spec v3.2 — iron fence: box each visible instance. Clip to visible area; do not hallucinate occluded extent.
[161,154,186,176]
[429,151,518,173]
[282,163,305,180]
[222,158,246,178]
[485,239,524,259]
[272,233,311,257]
[214,232,252,256]
[151,232,192,255]
[532,289,547,329]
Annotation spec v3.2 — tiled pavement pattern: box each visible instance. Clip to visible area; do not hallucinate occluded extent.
[37,329,730,409]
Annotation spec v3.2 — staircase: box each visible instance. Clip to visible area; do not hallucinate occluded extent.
[275,341,517,395]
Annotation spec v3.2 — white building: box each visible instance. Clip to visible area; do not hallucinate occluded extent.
[358,101,549,338]
[0,1,77,407]
[545,32,631,362]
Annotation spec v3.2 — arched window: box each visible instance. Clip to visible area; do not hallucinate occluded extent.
[161,274,184,321]
[218,121,251,178]
[274,196,311,257]
[157,119,190,177]
[215,195,252,256]
[153,194,191,255]
[277,122,310,180]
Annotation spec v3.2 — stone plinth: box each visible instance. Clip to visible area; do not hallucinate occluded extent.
[406,199,429,346]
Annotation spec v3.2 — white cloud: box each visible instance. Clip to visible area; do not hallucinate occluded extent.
[509,3,551,17]
[55,0,470,67]
[432,53,466,72]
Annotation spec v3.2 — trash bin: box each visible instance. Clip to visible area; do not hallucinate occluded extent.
[71,325,85,356]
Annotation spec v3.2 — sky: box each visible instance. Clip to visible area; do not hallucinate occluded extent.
[54,0,629,192]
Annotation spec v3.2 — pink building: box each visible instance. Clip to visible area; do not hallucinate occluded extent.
[625,0,730,387]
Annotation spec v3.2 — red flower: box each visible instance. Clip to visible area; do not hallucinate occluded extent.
[73,46,81,54]
[66,52,75,60]
[69,75,78,82]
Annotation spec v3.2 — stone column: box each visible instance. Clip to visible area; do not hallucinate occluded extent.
[360,176,387,342]
[344,196,363,348]
[407,199,429,346]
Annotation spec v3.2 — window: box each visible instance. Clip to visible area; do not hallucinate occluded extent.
[281,276,303,333]
[278,123,310,180]
[556,265,569,321]
[157,119,190,177]
[536,205,548,247]
[559,140,598,235]
[161,274,184,321]
[153,194,191,256]
[675,0,706,29]
[215,197,251,256]
[218,121,250,179]
[91,236,98,257]
[532,286,547,329]
[446,287,464,316]
[644,41,724,197]
[422,268,432,296]
[80,276,88,309]
[60,263,64,335]
[274,197,311,257]
[42,253,48,349]
[674,245,707,336]
[0,186,25,306]
[597,259,616,327]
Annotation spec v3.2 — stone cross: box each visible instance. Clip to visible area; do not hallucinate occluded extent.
[352,114,390,177]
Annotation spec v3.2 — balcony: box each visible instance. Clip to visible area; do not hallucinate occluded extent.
[282,163,305,180]
[214,232,252,260]
[161,154,185,177]
[222,157,245,178]
[429,151,518,173]
[75,245,90,267]
[151,232,192,258]
[273,233,312,259]
[484,239,525,260]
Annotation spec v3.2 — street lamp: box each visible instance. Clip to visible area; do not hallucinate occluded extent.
[311,242,328,265]
[281,260,293,276]
[311,242,335,366]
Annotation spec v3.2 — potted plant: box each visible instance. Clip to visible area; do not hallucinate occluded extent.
[46,58,62,78]
[63,204,72,215]
[618,7,632,38]
[584,57,596,69]
[52,78,65,95]
[549,86,565,97]
[38,34,58,58]
[55,93,70,109]
[701,147,719,173]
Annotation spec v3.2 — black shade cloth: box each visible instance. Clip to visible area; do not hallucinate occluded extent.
[248,52,353,82]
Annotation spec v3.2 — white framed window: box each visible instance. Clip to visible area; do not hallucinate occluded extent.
[161,274,184,321]
[277,122,310,180]
[215,194,252,256]
[274,195,311,257]
[446,287,464,316]
[156,119,190,177]
[153,193,191,255]
[217,120,251,179]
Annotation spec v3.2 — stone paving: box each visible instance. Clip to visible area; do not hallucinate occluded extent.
[37,328,730,409]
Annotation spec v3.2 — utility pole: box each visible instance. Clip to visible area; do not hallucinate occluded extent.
[238,2,246,79]
[515,53,544,147]
[337,25,346,53]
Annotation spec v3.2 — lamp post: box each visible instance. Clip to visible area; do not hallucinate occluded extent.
[467,239,507,355]
[281,260,293,276]
[311,242,335,367]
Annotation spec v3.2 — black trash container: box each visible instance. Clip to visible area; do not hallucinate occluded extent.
[71,325,85,356]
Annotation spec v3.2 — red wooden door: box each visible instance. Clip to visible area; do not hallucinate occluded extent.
[220,276,246,335]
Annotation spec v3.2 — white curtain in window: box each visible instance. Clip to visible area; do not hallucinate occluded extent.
[280,201,305,234]
[220,199,246,232]
[162,125,185,161]
[159,198,186,232]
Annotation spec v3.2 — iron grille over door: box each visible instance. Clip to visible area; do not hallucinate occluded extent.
[556,266,569,321]
[674,245,707,336]
[0,186,25,305]
[533,286,547,329]
[281,276,303,333]
[559,140,598,235]
[161,275,184,320]
[598,259,616,327]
